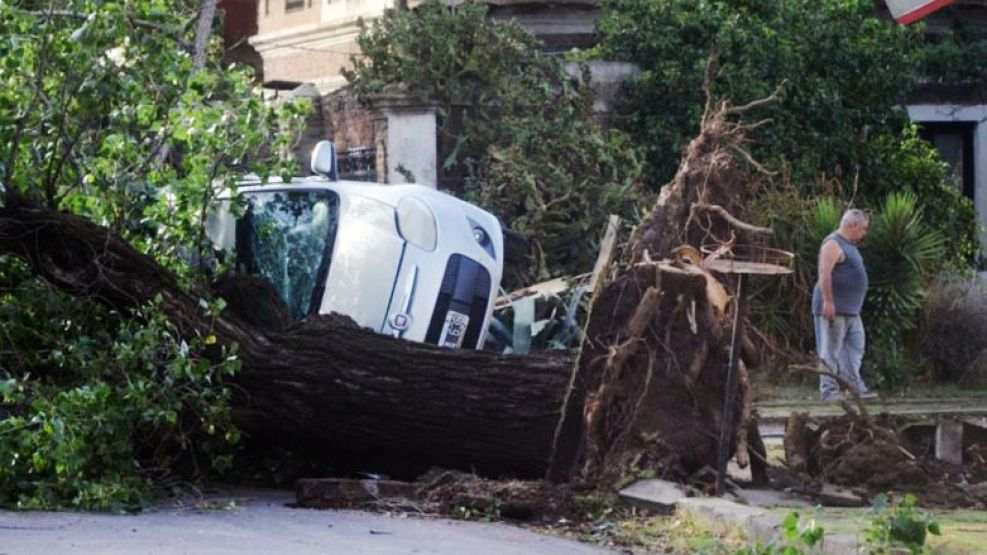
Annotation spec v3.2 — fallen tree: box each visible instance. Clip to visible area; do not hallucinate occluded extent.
[0,66,778,487]
[0,192,573,479]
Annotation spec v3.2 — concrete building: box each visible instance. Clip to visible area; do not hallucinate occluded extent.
[899,1,987,255]
[218,0,604,188]
[229,0,597,93]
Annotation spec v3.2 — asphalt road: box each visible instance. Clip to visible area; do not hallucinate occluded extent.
[0,489,610,555]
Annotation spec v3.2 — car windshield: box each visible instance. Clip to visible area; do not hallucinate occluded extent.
[236,189,339,320]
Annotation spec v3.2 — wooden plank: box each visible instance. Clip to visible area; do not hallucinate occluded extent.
[702,259,793,275]
[546,214,621,482]
[588,215,621,296]
[494,274,589,311]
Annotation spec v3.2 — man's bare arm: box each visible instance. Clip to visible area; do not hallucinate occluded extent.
[818,240,842,319]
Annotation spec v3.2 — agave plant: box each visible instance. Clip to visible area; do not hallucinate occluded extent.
[861,192,945,387]
[862,192,945,331]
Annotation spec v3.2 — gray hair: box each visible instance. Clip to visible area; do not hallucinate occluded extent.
[841,208,869,229]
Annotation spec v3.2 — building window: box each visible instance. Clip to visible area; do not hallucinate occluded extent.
[918,121,976,201]
[286,0,305,12]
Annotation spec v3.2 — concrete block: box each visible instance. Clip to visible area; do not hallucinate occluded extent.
[680,497,861,554]
[617,479,687,514]
[678,497,769,539]
[733,488,812,509]
[936,420,964,465]
[815,483,866,508]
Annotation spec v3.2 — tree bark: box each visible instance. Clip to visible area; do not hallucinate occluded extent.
[0,201,573,479]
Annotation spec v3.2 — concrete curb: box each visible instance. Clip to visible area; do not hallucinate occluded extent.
[677,497,860,555]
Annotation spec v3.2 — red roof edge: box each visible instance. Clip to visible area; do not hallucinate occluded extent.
[896,0,956,24]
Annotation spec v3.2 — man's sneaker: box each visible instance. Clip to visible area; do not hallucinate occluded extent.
[820,392,844,402]
[858,391,878,400]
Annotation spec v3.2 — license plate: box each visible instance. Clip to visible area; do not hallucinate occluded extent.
[439,310,470,349]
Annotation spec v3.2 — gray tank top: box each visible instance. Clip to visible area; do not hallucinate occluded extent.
[812,232,868,316]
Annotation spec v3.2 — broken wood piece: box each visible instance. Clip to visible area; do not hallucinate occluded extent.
[746,418,769,486]
[691,203,773,235]
[605,286,662,379]
[547,214,621,482]
[701,258,793,275]
[494,273,589,310]
[626,286,662,340]
[735,359,752,469]
[896,444,917,461]
[667,245,731,316]
[589,214,621,297]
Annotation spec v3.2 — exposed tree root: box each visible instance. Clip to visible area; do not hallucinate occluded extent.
[549,58,782,490]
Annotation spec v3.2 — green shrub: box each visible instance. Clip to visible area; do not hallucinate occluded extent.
[856,126,977,267]
[0,258,240,511]
[345,0,644,282]
[864,494,941,555]
[592,0,922,189]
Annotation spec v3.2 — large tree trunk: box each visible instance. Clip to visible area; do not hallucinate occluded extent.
[0,197,573,479]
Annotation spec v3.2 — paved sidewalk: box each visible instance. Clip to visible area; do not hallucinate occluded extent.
[0,489,611,555]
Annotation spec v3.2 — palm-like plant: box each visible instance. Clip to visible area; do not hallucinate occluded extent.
[862,192,945,332]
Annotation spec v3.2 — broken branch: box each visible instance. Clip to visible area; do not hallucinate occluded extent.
[692,203,773,235]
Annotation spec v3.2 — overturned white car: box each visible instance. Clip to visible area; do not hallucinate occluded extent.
[207,142,503,349]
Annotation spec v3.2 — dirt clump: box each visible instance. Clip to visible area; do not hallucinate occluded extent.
[784,411,987,508]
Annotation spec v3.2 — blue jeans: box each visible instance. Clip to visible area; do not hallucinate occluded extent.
[814,315,868,398]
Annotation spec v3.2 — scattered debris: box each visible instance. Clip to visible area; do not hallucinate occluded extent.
[494,274,588,311]
[416,470,577,522]
[782,412,987,508]
[296,478,419,509]
[814,483,866,508]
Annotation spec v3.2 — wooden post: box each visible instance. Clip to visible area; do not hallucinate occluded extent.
[716,274,744,495]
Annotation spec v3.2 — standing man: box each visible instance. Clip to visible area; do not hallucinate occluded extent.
[812,208,876,401]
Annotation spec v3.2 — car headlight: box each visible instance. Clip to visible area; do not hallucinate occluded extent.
[396,197,437,251]
[467,217,496,259]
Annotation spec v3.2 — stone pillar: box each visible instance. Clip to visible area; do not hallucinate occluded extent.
[284,83,326,175]
[369,91,438,187]
[564,61,641,128]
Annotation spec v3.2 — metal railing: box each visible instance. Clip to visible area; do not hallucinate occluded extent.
[337,146,376,182]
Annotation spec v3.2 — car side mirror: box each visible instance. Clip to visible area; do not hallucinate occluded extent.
[311,140,338,180]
